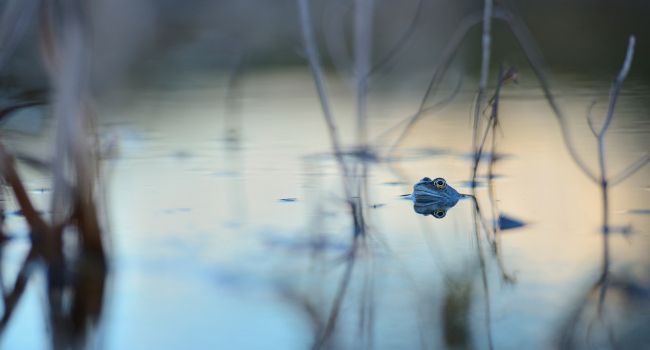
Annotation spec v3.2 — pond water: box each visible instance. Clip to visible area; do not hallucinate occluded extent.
[2,70,649,349]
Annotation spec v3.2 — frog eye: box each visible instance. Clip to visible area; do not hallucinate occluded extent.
[433,178,447,190]
[421,177,432,182]
[433,209,447,218]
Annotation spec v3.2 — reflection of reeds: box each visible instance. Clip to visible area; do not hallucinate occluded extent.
[300,1,649,348]
[0,1,107,347]
[297,0,351,189]
[471,0,493,184]
[590,36,638,305]
[442,275,474,350]
[556,36,649,347]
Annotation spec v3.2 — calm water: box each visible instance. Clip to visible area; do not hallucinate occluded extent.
[2,70,649,349]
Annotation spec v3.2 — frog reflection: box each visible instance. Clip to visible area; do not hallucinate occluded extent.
[412,177,464,219]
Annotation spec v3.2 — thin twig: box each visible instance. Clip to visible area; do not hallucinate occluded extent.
[384,11,485,155]
[598,36,635,137]
[322,0,353,77]
[375,75,462,148]
[472,200,494,350]
[354,0,374,147]
[470,0,494,183]
[0,145,49,236]
[585,100,599,138]
[367,0,424,76]
[297,0,351,188]
[609,153,650,186]
[600,37,635,315]
[503,7,599,183]
[313,244,358,349]
[0,247,37,333]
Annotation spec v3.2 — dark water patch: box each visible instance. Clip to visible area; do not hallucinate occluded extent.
[458,151,513,163]
[607,225,633,235]
[342,147,381,162]
[1,105,47,135]
[385,147,451,162]
[302,147,381,164]
[478,173,505,180]
[262,234,348,253]
[16,154,51,173]
[622,209,650,215]
[611,279,650,300]
[459,180,485,188]
[6,209,48,217]
[171,150,193,160]
[278,198,298,203]
[498,214,527,231]
[210,170,241,177]
[381,181,406,186]
[223,221,243,229]
[303,146,450,165]
[28,187,51,194]
[213,268,248,288]
[162,207,192,214]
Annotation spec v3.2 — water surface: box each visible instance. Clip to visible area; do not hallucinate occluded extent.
[3,70,649,349]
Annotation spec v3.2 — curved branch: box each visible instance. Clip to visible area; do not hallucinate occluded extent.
[609,153,649,186]
[585,99,599,138]
[367,0,424,76]
[503,7,599,182]
[599,36,635,137]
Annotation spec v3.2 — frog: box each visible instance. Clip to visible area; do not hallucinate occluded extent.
[412,177,465,219]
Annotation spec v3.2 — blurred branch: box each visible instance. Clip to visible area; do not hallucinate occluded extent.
[376,74,461,149]
[313,247,358,349]
[598,36,635,138]
[585,100,599,138]
[502,5,599,183]
[353,0,374,146]
[0,144,49,237]
[382,11,484,154]
[609,153,650,186]
[298,0,351,185]
[0,0,40,70]
[0,101,47,122]
[0,247,37,333]
[471,196,494,350]
[367,0,423,76]
[383,7,516,156]
[470,0,493,183]
[323,0,353,77]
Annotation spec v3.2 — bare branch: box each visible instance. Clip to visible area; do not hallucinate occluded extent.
[609,153,649,186]
[297,0,350,180]
[376,74,462,148]
[585,100,599,138]
[354,0,374,145]
[503,8,599,183]
[478,0,493,94]
[599,36,635,137]
[368,0,424,76]
[0,145,49,235]
[381,11,485,155]
[0,101,47,122]
[0,0,40,71]
[470,0,494,184]
[322,0,353,77]
[0,248,37,333]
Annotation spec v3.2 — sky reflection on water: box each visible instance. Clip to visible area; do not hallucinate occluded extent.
[2,71,649,349]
